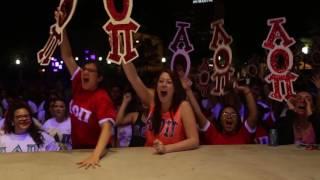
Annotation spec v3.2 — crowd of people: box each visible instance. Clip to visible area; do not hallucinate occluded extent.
[0,10,319,169]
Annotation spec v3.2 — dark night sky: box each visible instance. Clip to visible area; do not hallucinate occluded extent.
[1,0,319,80]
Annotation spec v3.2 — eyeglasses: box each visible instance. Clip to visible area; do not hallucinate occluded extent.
[222,112,237,119]
[15,114,31,119]
[82,67,98,73]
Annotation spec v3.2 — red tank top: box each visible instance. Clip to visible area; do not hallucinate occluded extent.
[145,103,186,146]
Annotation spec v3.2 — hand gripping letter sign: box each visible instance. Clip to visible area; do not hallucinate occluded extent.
[37,0,77,66]
[209,19,234,96]
[103,0,140,64]
[262,17,298,102]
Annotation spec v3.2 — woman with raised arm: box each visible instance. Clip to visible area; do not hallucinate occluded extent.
[57,10,116,169]
[115,92,148,147]
[122,62,199,154]
[181,78,258,144]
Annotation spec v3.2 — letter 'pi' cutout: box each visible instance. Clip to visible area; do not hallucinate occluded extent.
[169,21,194,78]
[37,0,78,66]
[209,19,234,96]
[262,17,298,102]
[103,0,140,65]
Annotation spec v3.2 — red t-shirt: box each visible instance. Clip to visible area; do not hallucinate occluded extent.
[145,103,186,146]
[200,120,255,145]
[70,68,116,149]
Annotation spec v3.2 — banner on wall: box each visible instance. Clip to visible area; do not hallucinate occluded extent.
[209,19,234,96]
[103,0,140,65]
[37,0,78,66]
[262,17,298,102]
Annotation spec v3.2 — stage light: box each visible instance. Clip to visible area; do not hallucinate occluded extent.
[302,45,309,54]
[161,57,166,63]
[15,59,21,65]
[90,54,96,60]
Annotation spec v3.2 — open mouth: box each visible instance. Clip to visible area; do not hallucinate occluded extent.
[225,120,234,127]
[297,105,305,110]
[223,119,234,129]
[83,77,89,83]
[160,91,168,97]
[296,103,306,112]
[18,120,31,127]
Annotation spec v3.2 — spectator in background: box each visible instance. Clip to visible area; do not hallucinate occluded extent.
[277,78,320,145]
[116,91,147,147]
[182,78,257,145]
[0,101,59,153]
[43,97,71,150]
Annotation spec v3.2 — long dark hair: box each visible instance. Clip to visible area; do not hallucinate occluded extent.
[3,101,44,147]
[215,104,242,133]
[151,69,186,135]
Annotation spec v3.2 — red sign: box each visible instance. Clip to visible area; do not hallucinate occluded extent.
[209,19,234,96]
[262,17,298,102]
[103,0,140,64]
[37,0,77,66]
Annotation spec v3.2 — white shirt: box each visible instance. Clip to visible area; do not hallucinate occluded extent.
[0,118,4,129]
[43,117,71,150]
[0,131,59,153]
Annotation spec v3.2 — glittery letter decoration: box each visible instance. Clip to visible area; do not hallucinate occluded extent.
[262,17,298,102]
[37,0,78,66]
[169,21,194,78]
[209,19,234,96]
[196,58,211,97]
[103,0,140,64]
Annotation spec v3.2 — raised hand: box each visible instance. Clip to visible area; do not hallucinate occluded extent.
[180,77,192,91]
[122,92,132,104]
[311,73,320,89]
[54,9,66,25]
[285,95,296,111]
[234,80,250,94]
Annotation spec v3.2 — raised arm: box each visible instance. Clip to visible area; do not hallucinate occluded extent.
[122,62,153,106]
[311,73,320,113]
[181,78,208,129]
[116,92,136,125]
[237,84,257,129]
[56,10,78,75]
